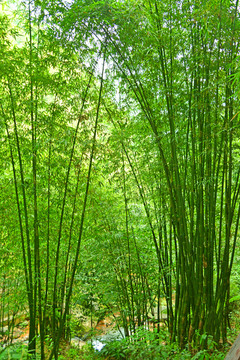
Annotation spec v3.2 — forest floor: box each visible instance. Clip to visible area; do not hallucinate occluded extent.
[1,308,240,359]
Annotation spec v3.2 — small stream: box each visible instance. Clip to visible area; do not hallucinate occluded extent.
[91,327,125,351]
[71,327,125,351]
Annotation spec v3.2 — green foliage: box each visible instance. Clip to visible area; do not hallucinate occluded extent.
[0,344,28,360]
[58,343,99,360]
[98,328,227,360]
[229,295,240,303]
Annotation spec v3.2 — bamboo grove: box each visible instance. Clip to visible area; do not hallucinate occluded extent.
[57,0,240,347]
[1,4,107,358]
[1,0,240,358]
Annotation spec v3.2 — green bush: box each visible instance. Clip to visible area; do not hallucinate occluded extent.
[0,344,28,360]
[98,328,227,360]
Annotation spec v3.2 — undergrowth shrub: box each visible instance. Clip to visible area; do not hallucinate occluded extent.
[98,327,227,360]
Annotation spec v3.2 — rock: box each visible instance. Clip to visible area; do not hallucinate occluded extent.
[71,337,86,348]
